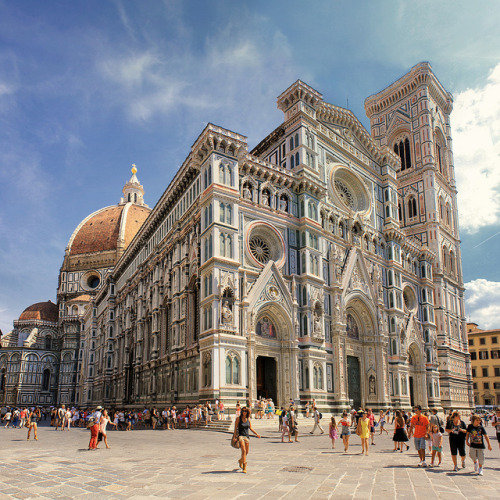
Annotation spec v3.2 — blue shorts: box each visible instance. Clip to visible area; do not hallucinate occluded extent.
[432,446,442,452]
[414,437,426,450]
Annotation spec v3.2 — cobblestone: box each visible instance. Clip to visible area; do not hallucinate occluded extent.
[1,420,499,499]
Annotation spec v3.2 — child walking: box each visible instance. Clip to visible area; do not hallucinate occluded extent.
[329,417,338,449]
[466,415,493,475]
[428,424,443,467]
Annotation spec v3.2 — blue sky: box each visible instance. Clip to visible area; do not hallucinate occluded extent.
[1,0,500,333]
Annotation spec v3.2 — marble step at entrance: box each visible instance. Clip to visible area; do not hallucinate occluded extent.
[197,419,233,433]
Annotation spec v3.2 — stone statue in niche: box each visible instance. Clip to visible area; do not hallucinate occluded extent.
[261,190,270,206]
[369,374,376,395]
[221,301,233,324]
[279,196,288,211]
[313,309,322,333]
[243,184,252,200]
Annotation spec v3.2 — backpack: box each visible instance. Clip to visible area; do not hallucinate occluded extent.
[86,417,96,429]
[319,412,323,420]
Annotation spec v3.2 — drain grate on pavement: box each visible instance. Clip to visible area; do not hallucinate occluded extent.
[280,466,313,473]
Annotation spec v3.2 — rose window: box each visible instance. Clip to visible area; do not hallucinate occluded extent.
[249,236,271,264]
[334,180,354,209]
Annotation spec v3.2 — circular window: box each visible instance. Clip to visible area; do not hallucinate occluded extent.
[81,271,101,291]
[330,166,371,214]
[403,286,417,312]
[334,180,354,209]
[249,236,271,264]
[87,276,100,289]
[246,221,285,268]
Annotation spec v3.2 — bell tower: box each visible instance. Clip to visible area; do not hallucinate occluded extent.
[365,62,473,410]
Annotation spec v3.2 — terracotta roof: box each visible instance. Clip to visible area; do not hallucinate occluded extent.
[67,294,91,303]
[19,301,58,323]
[68,204,150,256]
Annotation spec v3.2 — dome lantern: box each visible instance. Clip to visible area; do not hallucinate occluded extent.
[120,164,147,207]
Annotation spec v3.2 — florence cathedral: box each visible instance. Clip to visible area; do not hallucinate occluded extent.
[0,63,473,412]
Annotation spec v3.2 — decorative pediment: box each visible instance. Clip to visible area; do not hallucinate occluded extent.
[247,261,293,315]
[342,249,376,300]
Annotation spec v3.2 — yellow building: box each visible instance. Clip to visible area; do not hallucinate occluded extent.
[467,323,500,406]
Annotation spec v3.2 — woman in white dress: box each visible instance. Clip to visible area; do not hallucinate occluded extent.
[98,409,116,449]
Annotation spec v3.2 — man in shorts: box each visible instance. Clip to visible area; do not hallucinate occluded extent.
[466,414,492,475]
[409,405,430,467]
[492,407,500,449]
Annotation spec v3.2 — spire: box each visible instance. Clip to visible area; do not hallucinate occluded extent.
[120,164,147,206]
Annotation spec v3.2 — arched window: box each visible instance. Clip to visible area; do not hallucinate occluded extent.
[45,336,52,350]
[202,354,212,387]
[408,197,417,218]
[398,203,402,221]
[127,193,131,202]
[291,154,295,168]
[295,152,300,167]
[42,369,51,391]
[134,193,137,202]
[225,353,240,385]
[313,364,323,390]
[394,137,412,171]
[446,203,451,226]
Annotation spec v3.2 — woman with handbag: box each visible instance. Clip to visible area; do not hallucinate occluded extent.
[232,407,261,473]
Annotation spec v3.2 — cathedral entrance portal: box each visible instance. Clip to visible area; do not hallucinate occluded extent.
[347,356,361,409]
[256,356,277,404]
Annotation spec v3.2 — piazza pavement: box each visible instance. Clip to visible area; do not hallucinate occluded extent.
[0,416,499,499]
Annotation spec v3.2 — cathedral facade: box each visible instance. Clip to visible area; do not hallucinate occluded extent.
[0,63,473,412]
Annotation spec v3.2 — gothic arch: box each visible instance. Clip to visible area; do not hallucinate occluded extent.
[344,294,377,339]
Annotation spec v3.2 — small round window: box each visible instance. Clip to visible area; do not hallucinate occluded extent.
[82,271,101,291]
[87,276,100,289]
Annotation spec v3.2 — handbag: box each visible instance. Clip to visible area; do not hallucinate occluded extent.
[231,433,240,449]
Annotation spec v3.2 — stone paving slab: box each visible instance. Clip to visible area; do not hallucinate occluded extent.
[0,420,499,499]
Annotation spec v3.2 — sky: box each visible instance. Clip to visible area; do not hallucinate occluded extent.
[1,0,500,334]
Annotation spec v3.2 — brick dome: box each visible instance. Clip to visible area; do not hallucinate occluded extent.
[19,301,58,323]
[67,204,151,256]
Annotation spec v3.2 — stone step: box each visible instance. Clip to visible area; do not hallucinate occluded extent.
[197,420,233,433]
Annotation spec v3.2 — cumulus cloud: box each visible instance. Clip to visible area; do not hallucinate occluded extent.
[465,279,500,329]
[453,62,500,233]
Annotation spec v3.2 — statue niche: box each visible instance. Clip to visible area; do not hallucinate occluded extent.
[221,288,234,327]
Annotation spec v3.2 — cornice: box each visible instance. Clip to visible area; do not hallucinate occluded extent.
[364,62,453,118]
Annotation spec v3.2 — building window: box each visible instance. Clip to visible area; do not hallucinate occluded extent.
[494,367,500,377]
[479,351,489,360]
[471,368,476,378]
[202,354,212,387]
[480,337,486,345]
[469,339,474,346]
[394,137,411,171]
[473,382,477,390]
[408,197,417,219]
[313,364,323,390]
[484,382,490,389]
[42,369,51,391]
[482,368,488,377]
[225,353,240,385]
[470,351,477,360]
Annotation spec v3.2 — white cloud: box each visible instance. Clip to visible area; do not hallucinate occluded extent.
[453,62,500,233]
[95,14,302,132]
[465,279,500,329]
[0,81,15,96]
